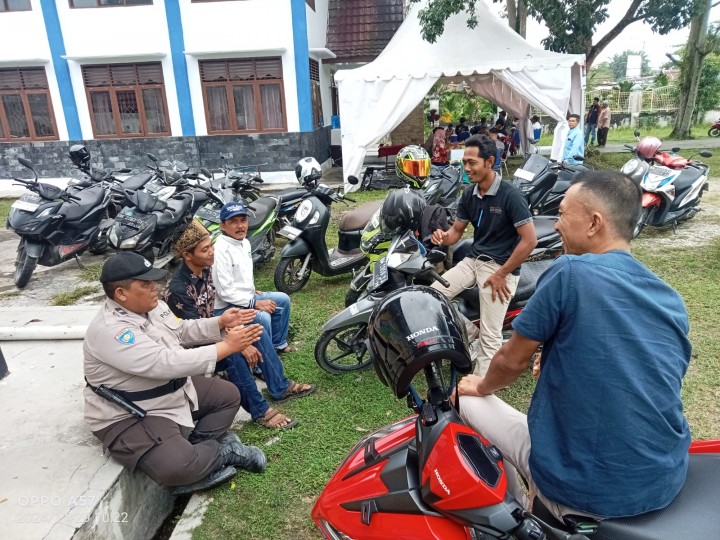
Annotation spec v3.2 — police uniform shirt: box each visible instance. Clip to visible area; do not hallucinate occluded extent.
[83,298,222,432]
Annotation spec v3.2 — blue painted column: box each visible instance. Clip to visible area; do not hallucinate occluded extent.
[163,0,195,136]
[39,0,81,140]
[290,0,313,132]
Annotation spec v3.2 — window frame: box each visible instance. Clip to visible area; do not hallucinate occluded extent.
[69,0,152,8]
[82,63,171,139]
[200,58,287,135]
[0,0,32,12]
[0,67,58,142]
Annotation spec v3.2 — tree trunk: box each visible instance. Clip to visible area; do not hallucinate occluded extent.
[506,0,527,38]
[670,0,712,139]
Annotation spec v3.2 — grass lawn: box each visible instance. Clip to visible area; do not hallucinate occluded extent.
[536,122,715,147]
[193,157,720,539]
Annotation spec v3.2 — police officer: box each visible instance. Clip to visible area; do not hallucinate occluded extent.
[84,252,266,495]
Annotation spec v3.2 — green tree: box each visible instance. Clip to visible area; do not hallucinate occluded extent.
[407,0,697,68]
[608,51,652,81]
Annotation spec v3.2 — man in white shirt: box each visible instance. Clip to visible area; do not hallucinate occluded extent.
[212,202,315,400]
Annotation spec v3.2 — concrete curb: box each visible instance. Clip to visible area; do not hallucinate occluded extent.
[168,494,214,540]
[0,325,88,341]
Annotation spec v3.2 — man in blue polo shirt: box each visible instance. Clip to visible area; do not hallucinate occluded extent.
[456,170,691,521]
[431,135,537,375]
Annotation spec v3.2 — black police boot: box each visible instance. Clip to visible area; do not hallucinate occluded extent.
[218,431,267,473]
[170,465,237,496]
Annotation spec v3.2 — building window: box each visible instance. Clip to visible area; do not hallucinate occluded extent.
[200,58,286,134]
[82,63,170,138]
[69,0,152,8]
[0,68,57,141]
[0,0,32,12]
[309,59,323,128]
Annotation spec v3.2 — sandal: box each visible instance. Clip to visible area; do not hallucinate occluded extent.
[254,408,298,430]
[276,345,297,354]
[273,381,317,403]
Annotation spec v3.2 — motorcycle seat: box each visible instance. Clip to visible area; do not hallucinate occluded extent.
[60,185,105,222]
[339,200,383,232]
[157,193,192,228]
[274,188,306,205]
[247,197,277,229]
[533,216,558,243]
[535,453,720,540]
[121,172,154,191]
[654,152,690,169]
[673,167,705,192]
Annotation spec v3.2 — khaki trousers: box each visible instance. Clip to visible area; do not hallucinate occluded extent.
[459,394,597,522]
[432,257,519,375]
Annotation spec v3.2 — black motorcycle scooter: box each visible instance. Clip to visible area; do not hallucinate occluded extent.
[6,158,111,288]
[273,171,365,294]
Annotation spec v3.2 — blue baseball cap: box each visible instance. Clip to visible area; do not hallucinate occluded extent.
[220,201,249,221]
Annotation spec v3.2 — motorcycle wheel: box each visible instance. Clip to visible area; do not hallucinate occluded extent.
[88,236,108,255]
[633,207,651,238]
[708,128,720,137]
[274,255,312,293]
[14,245,38,289]
[314,323,371,374]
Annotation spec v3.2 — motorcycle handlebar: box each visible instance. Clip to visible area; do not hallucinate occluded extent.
[428,268,450,289]
[343,195,357,203]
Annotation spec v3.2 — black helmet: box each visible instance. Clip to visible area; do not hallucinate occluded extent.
[369,286,472,398]
[69,144,90,169]
[380,188,426,235]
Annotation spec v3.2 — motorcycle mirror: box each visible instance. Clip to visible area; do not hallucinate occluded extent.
[347,175,359,185]
[146,153,158,162]
[426,249,447,264]
[573,155,585,161]
[253,176,264,183]
[700,151,713,158]
[18,157,34,170]
[118,168,132,173]
[634,130,641,138]
[671,147,681,153]
[200,167,212,178]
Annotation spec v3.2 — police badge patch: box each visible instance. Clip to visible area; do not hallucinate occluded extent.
[115,329,136,345]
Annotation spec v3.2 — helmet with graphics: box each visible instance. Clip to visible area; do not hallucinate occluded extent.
[395,145,431,189]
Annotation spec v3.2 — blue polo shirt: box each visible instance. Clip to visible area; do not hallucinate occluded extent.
[564,127,584,165]
[513,252,691,518]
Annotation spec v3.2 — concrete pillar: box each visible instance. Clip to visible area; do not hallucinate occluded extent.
[629,83,643,128]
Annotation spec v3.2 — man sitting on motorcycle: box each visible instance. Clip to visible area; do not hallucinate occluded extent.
[431,135,537,376]
[212,202,316,401]
[456,170,691,521]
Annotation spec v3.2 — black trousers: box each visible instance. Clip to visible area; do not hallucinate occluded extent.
[597,127,609,146]
[94,376,241,487]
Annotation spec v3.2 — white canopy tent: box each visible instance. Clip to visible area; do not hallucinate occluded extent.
[335,0,585,192]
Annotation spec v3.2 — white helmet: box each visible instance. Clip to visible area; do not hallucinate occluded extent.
[295,157,322,185]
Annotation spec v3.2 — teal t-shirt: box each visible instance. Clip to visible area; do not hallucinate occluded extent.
[513,252,691,518]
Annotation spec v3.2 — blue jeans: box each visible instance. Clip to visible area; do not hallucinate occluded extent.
[253,291,291,350]
[584,122,597,145]
[214,306,292,414]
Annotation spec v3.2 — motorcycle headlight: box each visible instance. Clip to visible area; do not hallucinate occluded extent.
[37,208,54,218]
[622,159,640,176]
[387,252,412,268]
[308,210,320,226]
[296,200,313,223]
[119,231,143,249]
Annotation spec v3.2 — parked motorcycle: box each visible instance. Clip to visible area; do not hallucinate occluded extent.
[708,118,720,137]
[6,158,112,288]
[314,227,556,374]
[273,158,368,294]
[194,173,279,265]
[620,135,712,237]
[512,153,590,216]
[108,169,213,268]
[313,286,720,539]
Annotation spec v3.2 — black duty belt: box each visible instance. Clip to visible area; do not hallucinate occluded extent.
[86,377,187,402]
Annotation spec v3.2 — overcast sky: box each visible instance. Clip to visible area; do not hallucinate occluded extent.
[490,1,720,68]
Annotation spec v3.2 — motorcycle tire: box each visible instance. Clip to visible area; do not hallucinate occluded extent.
[274,255,312,294]
[314,323,372,374]
[708,128,720,137]
[633,207,651,238]
[14,245,38,289]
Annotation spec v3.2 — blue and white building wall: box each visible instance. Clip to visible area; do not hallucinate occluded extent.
[0,0,332,180]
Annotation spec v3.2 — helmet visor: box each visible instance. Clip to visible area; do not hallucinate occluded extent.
[399,158,430,179]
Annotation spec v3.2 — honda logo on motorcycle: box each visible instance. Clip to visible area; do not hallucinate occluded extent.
[434,468,451,495]
[406,326,439,342]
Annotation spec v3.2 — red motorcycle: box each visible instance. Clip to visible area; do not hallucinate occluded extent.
[708,118,720,137]
[313,287,720,540]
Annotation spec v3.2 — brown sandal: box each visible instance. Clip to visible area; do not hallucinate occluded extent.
[254,408,298,430]
[273,381,317,403]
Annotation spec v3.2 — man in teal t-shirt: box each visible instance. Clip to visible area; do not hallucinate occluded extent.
[563,114,585,165]
[456,170,691,521]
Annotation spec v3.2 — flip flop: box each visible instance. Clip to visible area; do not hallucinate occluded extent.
[276,345,298,354]
[254,408,298,430]
[273,381,317,403]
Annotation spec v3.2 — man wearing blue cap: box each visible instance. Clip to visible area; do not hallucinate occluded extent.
[213,202,315,401]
